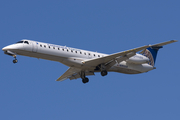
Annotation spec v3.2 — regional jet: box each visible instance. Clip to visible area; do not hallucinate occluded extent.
[2,40,177,83]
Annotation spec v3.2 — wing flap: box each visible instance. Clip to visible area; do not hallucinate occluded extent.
[69,71,94,80]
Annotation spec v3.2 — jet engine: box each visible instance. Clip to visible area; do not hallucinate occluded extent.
[126,55,149,64]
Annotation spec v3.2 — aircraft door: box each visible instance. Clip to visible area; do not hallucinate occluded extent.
[32,41,38,52]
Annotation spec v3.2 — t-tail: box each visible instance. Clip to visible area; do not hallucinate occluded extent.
[141,40,178,66]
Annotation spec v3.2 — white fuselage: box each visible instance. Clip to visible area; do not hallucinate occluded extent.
[2,39,154,74]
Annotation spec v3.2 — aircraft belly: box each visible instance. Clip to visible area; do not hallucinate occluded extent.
[13,48,88,68]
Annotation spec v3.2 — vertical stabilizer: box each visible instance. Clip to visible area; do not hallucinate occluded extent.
[142,46,162,66]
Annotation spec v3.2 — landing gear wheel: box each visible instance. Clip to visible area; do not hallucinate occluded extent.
[101,70,108,76]
[13,59,18,63]
[82,77,89,84]
[12,55,17,64]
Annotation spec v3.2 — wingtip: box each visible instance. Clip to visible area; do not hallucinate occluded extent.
[55,77,62,81]
[171,40,178,42]
[56,79,64,82]
[56,77,68,82]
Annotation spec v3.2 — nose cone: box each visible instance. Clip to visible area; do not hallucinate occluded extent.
[2,44,20,51]
[2,46,9,51]
[2,46,8,51]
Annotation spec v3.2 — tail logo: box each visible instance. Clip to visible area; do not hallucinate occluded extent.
[142,49,154,66]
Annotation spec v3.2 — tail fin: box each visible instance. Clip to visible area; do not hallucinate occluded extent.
[141,40,178,66]
[142,46,162,66]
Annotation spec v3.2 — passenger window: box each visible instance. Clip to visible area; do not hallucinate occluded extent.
[89,53,90,55]
[62,49,64,51]
[94,54,95,57]
[75,51,77,53]
[67,49,69,52]
[71,50,73,52]
[98,55,100,57]
[44,45,46,48]
[53,47,55,49]
[49,46,50,48]
[84,53,86,55]
[80,52,82,54]
[58,48,60,50]
[40,45,42,47]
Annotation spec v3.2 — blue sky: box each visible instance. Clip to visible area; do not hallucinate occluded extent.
[0,0,180,120]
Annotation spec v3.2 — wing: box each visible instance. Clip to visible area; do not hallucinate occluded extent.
[82,40,178,68]
[56,67,94,81]
[56,67,81,81]
[82,45,150,68]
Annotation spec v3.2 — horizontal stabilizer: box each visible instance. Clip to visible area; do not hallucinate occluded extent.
[141,40,178,66]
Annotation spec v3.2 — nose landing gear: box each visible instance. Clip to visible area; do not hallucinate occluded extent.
[81,71,89,84]
[13,55,18,63]
[13,59,18,63]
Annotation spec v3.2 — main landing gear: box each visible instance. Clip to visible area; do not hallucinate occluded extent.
[101,70,108,76]
[80,64,109,84]
[81,71,89,84]
[82,77,89,84]
[13,55,18,64]
[100,64,108,76]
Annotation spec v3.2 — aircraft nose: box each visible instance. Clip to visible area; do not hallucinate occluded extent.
[2,44,18,51]
[2,46,8,51]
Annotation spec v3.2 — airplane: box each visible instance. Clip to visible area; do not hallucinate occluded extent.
[2,39,177,83]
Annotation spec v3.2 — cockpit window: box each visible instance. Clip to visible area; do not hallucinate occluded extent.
[16,41,24,44]
[24,41,29,44]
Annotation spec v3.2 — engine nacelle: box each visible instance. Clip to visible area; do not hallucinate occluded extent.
[126,55,149,64]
